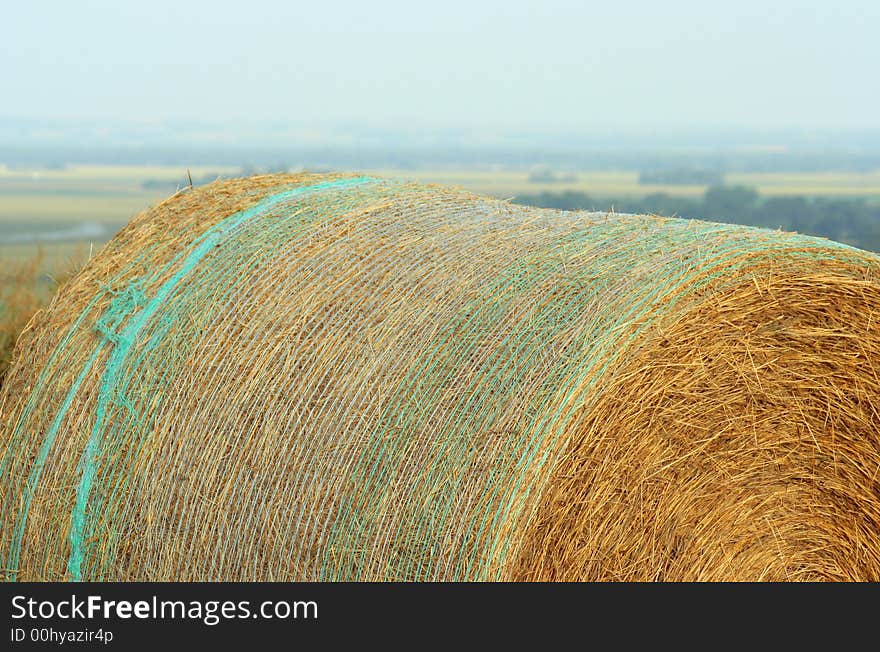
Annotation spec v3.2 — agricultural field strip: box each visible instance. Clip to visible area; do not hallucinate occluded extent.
[3,165,880,236]
[367,169,880,199]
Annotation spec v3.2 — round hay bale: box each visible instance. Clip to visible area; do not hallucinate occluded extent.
[2,173,879,581]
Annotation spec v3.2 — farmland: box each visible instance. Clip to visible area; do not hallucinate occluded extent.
[369,168,880,200]
[3,163,880,266]
[3,164,880,226]
[0,164,238,225]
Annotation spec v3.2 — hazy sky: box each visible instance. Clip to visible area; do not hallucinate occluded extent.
[3,0,878,131]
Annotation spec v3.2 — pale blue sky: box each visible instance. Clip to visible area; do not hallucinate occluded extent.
[3,0,878,130]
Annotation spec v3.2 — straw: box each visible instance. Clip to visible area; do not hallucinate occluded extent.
[1,173,878,581]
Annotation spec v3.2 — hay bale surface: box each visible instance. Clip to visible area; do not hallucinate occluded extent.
[2,173,879,581]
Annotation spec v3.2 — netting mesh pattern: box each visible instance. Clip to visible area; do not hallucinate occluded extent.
[2,173,879,581]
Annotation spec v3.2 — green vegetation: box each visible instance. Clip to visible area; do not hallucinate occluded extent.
[368,167,880,200]
[3,164,880,233]
[639,167,723,186]
[514,185,880,252]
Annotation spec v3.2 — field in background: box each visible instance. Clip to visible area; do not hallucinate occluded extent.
[3,162,880,265]
[0,164,239,224]
[368,168,880,200]
[3,164,880,227]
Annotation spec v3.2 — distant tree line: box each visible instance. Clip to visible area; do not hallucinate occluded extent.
[638,167,723,186]
[528,168,578,184]
[514,185,880,253]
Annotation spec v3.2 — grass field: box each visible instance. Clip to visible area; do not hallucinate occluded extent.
[0,164,239,224]
[3,164,880,228]
[3,163,880,261]
[366,168,880,200]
